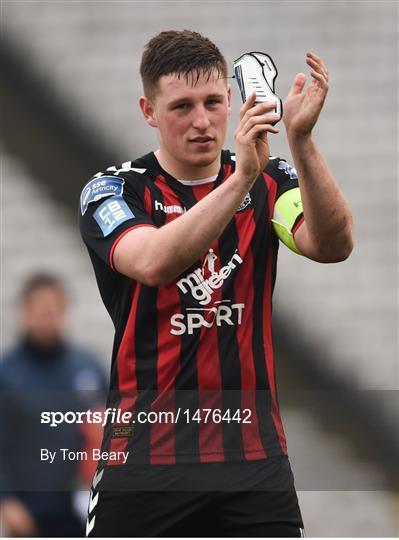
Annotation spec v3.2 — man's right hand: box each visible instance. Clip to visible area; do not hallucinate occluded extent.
[234,92,280,183]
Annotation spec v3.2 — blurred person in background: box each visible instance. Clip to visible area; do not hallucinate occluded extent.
[79,30,353,537]
[0,273,107,537]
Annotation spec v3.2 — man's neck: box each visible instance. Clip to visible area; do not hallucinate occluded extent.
[154,149,221,180]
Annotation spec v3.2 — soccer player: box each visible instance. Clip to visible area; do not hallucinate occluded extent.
[79,30,353,537]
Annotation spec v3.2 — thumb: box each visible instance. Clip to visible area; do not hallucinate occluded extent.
[287,73,306,99]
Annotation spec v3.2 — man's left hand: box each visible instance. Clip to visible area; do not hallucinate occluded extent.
[283,52,329,139]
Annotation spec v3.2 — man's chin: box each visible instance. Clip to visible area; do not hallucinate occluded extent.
[187,147,220,167]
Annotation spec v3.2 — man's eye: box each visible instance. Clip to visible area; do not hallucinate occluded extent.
[207,99,221,106]
[174,103,189,110]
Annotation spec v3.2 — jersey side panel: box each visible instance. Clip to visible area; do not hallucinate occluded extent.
[234,205,268,460]
[250,173,284,456]
[217,194,246,461]
[263,172,288,454]
[105,280,142,466]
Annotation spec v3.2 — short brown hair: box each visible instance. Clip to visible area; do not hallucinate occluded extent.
[20,273,66,302]
[140,30,228,99]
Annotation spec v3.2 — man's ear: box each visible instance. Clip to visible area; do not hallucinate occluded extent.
[139,96,158,128]
[227,85,232,115]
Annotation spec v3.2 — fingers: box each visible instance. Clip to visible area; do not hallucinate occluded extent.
[238,125,275,148]
[240,111,280,136]
[237,99,280,139]
[306,51,329,87]
[250,124,279,139]
[307,51,328,76]
[239,93,277,121]
[310,69,328,88]
[239,92,257,121]
[286,53,328,100]
[286,73,306,99]
[235,118,279,146]
[240,100,278,125]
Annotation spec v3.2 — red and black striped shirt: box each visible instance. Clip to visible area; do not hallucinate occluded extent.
[79,150,302,466]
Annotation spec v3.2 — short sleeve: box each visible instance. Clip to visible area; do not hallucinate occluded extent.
[267,158,304,254]
[79,173,156,269]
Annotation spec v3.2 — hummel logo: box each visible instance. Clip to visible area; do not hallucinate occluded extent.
[92,469,104,489]
[86,515,96,536]
[89,490,99,514]
[155,200,186,214]
[92,162,147,179]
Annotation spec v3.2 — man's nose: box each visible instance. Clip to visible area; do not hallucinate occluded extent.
[192,105,211,130]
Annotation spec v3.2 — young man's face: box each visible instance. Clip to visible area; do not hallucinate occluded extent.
[141,69,231,177]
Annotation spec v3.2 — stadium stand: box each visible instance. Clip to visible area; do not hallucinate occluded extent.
[1,149,113,361]
[2,1,396,391]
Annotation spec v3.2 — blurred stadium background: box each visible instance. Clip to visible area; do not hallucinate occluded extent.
[1,1,398,536]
